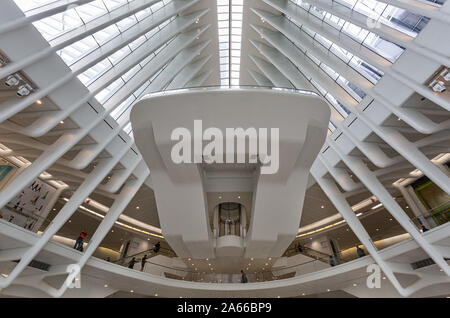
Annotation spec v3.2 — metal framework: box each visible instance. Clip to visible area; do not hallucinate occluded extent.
[0,0,448,297]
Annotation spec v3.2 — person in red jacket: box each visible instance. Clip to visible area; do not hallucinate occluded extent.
[74,231,87,251]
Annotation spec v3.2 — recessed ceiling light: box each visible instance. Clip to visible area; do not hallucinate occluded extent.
[104,284,108,288]
[237,195,241,199]
[321,205,324,209]
[353,283,357,287]
[130,290,134,293]
[59,120,64,124]
[218,196,222,199]
[326,289,331,292]
[382,277,386,280]
[155,293,158,297]
[136,206,139,209]
[36,99,42,105]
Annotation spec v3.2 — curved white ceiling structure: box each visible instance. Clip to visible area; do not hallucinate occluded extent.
[0,0,449,298]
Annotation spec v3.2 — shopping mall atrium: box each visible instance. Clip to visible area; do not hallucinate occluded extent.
[0,0,449,299]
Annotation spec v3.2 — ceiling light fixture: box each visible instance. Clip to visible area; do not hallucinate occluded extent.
[371,203,383,210]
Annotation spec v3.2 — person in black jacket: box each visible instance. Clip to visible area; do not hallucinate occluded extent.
[153,242,161,254]
[240,270,248,283]
[356,245,366,258]
[128,257,137,269]
[329,255,335,267]
[141,254,148,271]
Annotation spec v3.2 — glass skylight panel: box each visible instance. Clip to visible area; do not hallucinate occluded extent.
[217,0,243,87]
[13,0,176,144]
[289,0,406,63]
[14,1,133,42]
[75,1,109,23]
[77,58,112,86]
[13,0,60,14]
[286,7,393,77]
[58,36,99,65]
[32,8,83,41]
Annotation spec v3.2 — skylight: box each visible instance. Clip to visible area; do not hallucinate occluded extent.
[217,0,243,87]
[12,0,174,140]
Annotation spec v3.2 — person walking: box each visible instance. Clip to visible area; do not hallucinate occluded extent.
[356,245,366,258]
[74,231,87,251]
[240,270,248,283]
[329,255,335,267]
[140,254,148,271]
[153,242,161,254]
[128,257,137,269]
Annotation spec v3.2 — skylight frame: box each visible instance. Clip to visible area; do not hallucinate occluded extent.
[217,0,243,87]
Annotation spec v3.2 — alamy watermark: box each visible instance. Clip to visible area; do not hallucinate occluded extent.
[65,264,81,289]
[366,264,381,289]
[170,120,280,174]
[366,16,381,30]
